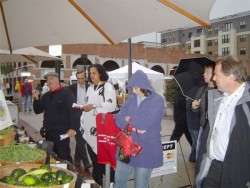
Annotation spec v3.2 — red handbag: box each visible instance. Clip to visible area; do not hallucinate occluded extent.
[114,124,143,157]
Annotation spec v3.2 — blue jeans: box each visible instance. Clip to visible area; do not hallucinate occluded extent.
[23,95,31,111]
[114,160,153,188]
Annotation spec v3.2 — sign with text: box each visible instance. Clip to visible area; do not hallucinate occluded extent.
[151,140,177,177]
[0,90,13,130]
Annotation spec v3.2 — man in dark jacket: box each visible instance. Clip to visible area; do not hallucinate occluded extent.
[196,56,250,188]
[170,89,192,146]
[68,70,92,175]
[33,72,77,163]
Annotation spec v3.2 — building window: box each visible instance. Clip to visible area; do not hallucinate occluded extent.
[162,35,167,43]
[187,43,191,49]
[18,62,21,67]
[194,51,200,54]
[240,48,246,55]
[214,26,219,34]
[208,51,213,55]
[222,47,230,56]
[173,35,176,41]
[225,22,233,29]
[207,40,212,46]
[182,33,185,37]
[214,39,218,45]
[194,39,200,47]
[188,32,192,39]
[197,28,203,36]
[240,35,246,42]
[222,34,230,43]
[240,21,246,29]
[169,35,172,41]
[207,28,213,35]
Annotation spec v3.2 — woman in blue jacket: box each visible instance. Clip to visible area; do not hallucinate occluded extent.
[114,70,164,188]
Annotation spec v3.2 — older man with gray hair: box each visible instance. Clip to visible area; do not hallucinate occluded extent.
[32,72,77,163]
[196,56,250,188]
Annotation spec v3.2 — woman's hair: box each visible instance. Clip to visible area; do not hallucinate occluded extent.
[140,88,151,96]
[87,64,109,84]
[216,55,247,82]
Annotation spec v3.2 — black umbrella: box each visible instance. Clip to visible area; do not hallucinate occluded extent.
[173,57,215,100]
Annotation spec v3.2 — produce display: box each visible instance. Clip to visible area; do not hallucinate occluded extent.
[0,127,16,146]
[0,142,46,163]
[0,127,15,136]
[0,164,74,186]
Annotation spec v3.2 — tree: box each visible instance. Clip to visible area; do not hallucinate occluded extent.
[1,63,14,75]
[164,79,178,102]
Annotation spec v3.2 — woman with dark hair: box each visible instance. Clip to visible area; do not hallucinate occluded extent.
[80,64,117,186]
[114,70,164,188]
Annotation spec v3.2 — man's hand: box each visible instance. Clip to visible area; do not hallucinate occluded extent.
[66,129,76,137]
[192,99,201,109]
[32,89,40,100]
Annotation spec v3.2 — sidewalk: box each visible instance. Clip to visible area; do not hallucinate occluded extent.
[18,111,196,188]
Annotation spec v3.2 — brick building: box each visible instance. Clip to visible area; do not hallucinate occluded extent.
[2,42,205,88]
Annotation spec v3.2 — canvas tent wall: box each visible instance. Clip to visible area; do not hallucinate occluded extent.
[108,62,165,98]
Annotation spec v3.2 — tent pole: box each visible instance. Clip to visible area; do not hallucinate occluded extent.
[128,38,132,79]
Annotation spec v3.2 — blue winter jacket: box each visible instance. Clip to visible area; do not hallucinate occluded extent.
[115,70,164,168]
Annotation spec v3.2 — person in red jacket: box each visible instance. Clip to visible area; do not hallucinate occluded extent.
[20,79,33,112]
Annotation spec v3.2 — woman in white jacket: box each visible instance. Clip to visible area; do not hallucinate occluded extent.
[80,64,116,186]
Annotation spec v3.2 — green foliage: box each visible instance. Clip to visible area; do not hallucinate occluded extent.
[1,64,14,75]
[164,79,178,102]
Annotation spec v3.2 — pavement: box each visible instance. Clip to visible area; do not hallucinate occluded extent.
[17,109,196,188]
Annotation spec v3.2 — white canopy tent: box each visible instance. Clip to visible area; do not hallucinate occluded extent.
[108,62,165,98]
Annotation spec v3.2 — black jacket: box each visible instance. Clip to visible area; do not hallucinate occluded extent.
[33,87,77,132]
[174,90,187,123]
[68,83,89,129]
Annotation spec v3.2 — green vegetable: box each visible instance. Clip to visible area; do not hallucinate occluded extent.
[5,176,16,185]
[0,142,46,162]
[56,170,67,181]
[34,181,48,187]
[30,167,38,172]
[0,127,15,135]
[39,164,52,172]
[18,168,48,181]
[22,175,39,186]
[40,172,52,182]
[51,172,57,179]
[48,178,59,186]
[61,174,73,184]
[10,168,26,180]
